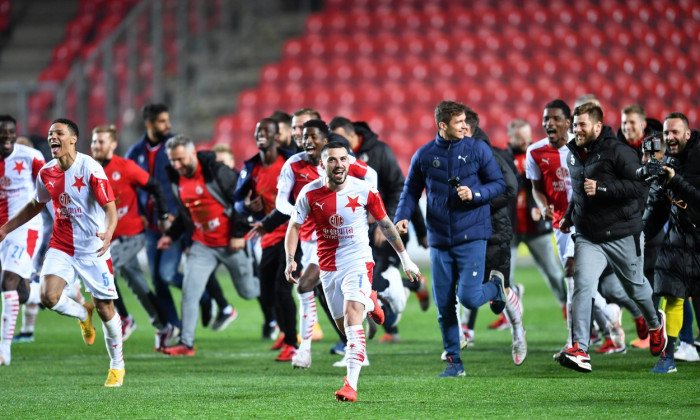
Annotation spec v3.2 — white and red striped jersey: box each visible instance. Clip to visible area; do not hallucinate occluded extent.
[293,176,387,271]
[35,153,115,257]
[525,136,573,228]
[276,151,377,241]
[0,144,45,232]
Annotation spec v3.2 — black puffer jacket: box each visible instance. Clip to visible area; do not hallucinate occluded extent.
[644,130,700,251]
[564,126,647,242]
[473,128,517,246]
[353,122,428,240]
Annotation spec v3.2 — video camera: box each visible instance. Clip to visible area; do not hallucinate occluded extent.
[636,132,679,184]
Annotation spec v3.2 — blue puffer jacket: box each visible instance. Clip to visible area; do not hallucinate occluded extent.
[125,133,179,226]
[395,132,506,248]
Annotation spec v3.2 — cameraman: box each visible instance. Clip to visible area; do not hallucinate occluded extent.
[644,112,700,373]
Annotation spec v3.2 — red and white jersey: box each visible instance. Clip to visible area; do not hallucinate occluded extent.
[103,155,149,238]
[525,136,573,228]
[36,153,115,257]
[0,144,45,231]
[293,176,387,271]
[276,151,377,241]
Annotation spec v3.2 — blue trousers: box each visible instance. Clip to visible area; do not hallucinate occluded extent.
[145,229,184,329]
[430,240,498,361]
[679,299,694,344]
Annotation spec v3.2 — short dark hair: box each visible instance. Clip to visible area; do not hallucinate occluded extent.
[269,110,292,127]
[435,101,477,128]
[622,104,646,119]
[141,103,169,123]
[302,119,329,138]
[328,116,355,134]
[257,118,279,134]
[320,141,349,158]
[573,103,604,124]
[0,115,17,125]
[664,112,689,129]
[544,99,571,120]
[52,118,79,138]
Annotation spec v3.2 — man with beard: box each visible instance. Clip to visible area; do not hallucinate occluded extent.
[291,108,321,151]
[157,135,260,355]
[329,116,430,346]
[125,104,182,338]
[285,141,420,402]
[644,112,700,373]
[269,110,296,152]
[558,103,666,373]
[235,118,298,361]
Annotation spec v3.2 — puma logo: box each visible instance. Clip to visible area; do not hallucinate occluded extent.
[314,202,325,210]
[47,181,55,188]
[541,158,550,165]
[457,155,467,163]
[300,173,309,180]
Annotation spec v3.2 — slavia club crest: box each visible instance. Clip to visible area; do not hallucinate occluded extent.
[329,213,344,228]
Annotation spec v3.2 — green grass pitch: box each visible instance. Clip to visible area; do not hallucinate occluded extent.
[1,265,698,418]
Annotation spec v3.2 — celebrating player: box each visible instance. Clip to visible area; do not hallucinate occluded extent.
[0,118,124,386]
[284,141,420,402]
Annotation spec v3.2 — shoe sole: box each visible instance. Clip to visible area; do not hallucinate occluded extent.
[560,355,592,373]
[211,312,239,332]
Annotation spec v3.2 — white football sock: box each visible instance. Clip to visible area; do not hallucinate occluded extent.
[102,314,125,370]
[1,291,20,347]
[298,291,316,352]
[51,292,87,321]
[345,324,366,391]
[20,303,39,334]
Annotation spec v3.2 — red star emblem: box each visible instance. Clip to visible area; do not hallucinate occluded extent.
[345,195,361,213]
[72,175,86,192]
[13,161,25,174]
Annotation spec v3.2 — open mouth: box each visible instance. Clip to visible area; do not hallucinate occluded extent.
[545,128,558,137]
[50,141,61,154]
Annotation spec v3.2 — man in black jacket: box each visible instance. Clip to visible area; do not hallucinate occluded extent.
[559,103,666,373]
[156,135,260,355]
[644,112,700,373]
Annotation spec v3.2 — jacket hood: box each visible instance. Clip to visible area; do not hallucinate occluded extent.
[353,121,379,153]
[472,126,491,146]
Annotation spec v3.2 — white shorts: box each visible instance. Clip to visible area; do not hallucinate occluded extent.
[320,261,375,320]
[40,248,118,300]
[301,239,319,270]
[553,227,576,267]
[0,228,40,279]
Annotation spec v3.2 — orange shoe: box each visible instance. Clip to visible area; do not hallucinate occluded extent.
[378,333,401,343]
[311,322,324,341]
[77,302,96,346]
[414,274,430,311]
[270,333,286,350]
[488,313,509,330]
[275,344,297,361]
[631,336,650,349]
[368,291,385,325]
[162,343,195,356]
[334,377,357,402]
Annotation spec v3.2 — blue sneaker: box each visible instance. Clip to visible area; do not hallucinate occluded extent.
[330,340,345,356]
[650,354,677,374]
[438,357,465,377]
[13,332,34,343]
[489,274,506,314]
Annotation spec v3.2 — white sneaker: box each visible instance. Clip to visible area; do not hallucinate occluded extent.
[441,338,468,361]
[675,341,700,362]
[604,303,625,347]
[292,348,311,369]
[377,266,408,315]
[333,352,370,367]
[512,330,527,366]
[0,345,10,366]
